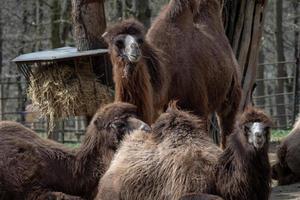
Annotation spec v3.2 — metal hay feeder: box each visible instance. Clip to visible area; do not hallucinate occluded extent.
[12,47,114,120]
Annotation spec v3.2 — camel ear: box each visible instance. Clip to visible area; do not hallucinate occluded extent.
[102,32,110,43]
[166,101,179,113]
[102,31,108,38]
[93,116,104,130]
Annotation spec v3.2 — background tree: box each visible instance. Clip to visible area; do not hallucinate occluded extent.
[223,0,269,110]
[275,0,287,128]
[72,0,107,50]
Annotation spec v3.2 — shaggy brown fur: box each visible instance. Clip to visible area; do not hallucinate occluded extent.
[96,103,222,200]
[0,102,149,200]
[95,106,272,200]
[211,107,273,200]
[180,193,224,200]
[147,0,242,148]
[104,19,168,124]
[105,0,241,148]
[272,117,300,185]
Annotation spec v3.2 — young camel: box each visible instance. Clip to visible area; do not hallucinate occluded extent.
[96,105,272,200]
[104,0,242,148]
[0,102,150,200]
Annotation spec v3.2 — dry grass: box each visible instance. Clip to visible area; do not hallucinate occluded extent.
[28,62,113,131]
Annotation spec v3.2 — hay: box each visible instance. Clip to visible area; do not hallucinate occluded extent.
[28,62,114,130]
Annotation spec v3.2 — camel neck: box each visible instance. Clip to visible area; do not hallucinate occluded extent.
[114,62,154,124]
[70,132,115,198]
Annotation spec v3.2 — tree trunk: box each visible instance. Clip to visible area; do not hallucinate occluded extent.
[223,0,268,110]
[0,5,2,77]
[72,0,107,50]
[275,0,287,128]
[292,0,299,124]
[35,0,43,50]
[256,50,265,106]
[0,4,2,121]
[60,0,72,46]
[71,0,108,126]
[51,0,62,48]
[131,0,151,27]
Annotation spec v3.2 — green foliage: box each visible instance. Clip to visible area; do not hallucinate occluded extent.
[64,143,80,148]
[271,129,290,142]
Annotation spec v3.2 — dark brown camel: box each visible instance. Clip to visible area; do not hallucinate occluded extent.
[103,19,168,124]
[104,0,241,148]
[95,105,272,200]
[0,102,150,200]
[211,107,273,200]
[272,117,300,185]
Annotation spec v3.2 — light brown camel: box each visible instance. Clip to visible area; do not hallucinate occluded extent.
[95,105,272,200]
[104,0,241,148]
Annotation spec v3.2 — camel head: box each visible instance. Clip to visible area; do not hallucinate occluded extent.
[103,19,146,79]
[90,102,151,146]
[239,107,273,150]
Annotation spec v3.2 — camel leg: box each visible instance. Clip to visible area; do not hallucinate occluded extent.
[25,188,84,200]
[217,84,241,149]
[180,193,224,200]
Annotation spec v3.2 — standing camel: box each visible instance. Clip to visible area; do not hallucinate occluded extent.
[103,0,241,148]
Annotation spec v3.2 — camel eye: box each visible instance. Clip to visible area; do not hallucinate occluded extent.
[111,121,126,130]
[114,39,124,49]
[137,38,144,44]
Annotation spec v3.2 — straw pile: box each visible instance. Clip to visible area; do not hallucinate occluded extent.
[28,61,114,130]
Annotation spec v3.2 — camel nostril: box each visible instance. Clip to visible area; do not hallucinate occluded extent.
[130,43,138,48]
[255,132,263,138]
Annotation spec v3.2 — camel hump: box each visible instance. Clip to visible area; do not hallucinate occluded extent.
[166,0,194,20]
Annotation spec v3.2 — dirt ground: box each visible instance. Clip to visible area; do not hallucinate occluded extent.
[269,142,300,200]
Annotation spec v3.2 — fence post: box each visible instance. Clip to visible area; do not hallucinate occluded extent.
[292,57,299,124]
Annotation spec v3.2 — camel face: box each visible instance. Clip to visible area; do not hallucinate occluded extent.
[94,102,150,142]
[245,122,270,149]
[124,35,142,63]
[111,34,143,78]
[110,116,151,140]
[112,34,142,63]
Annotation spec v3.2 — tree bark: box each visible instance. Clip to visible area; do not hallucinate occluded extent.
[0,4,2,121]
[61,0,72,46]
[0,4,2,77]
[292,0,299,124]
[224,0,268,110]
[72,0,107,50]
[51,0,62,48]
[275,0,287,128]
[35,0,43,51]
[131,0,151,28]
[256,50,265,106]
